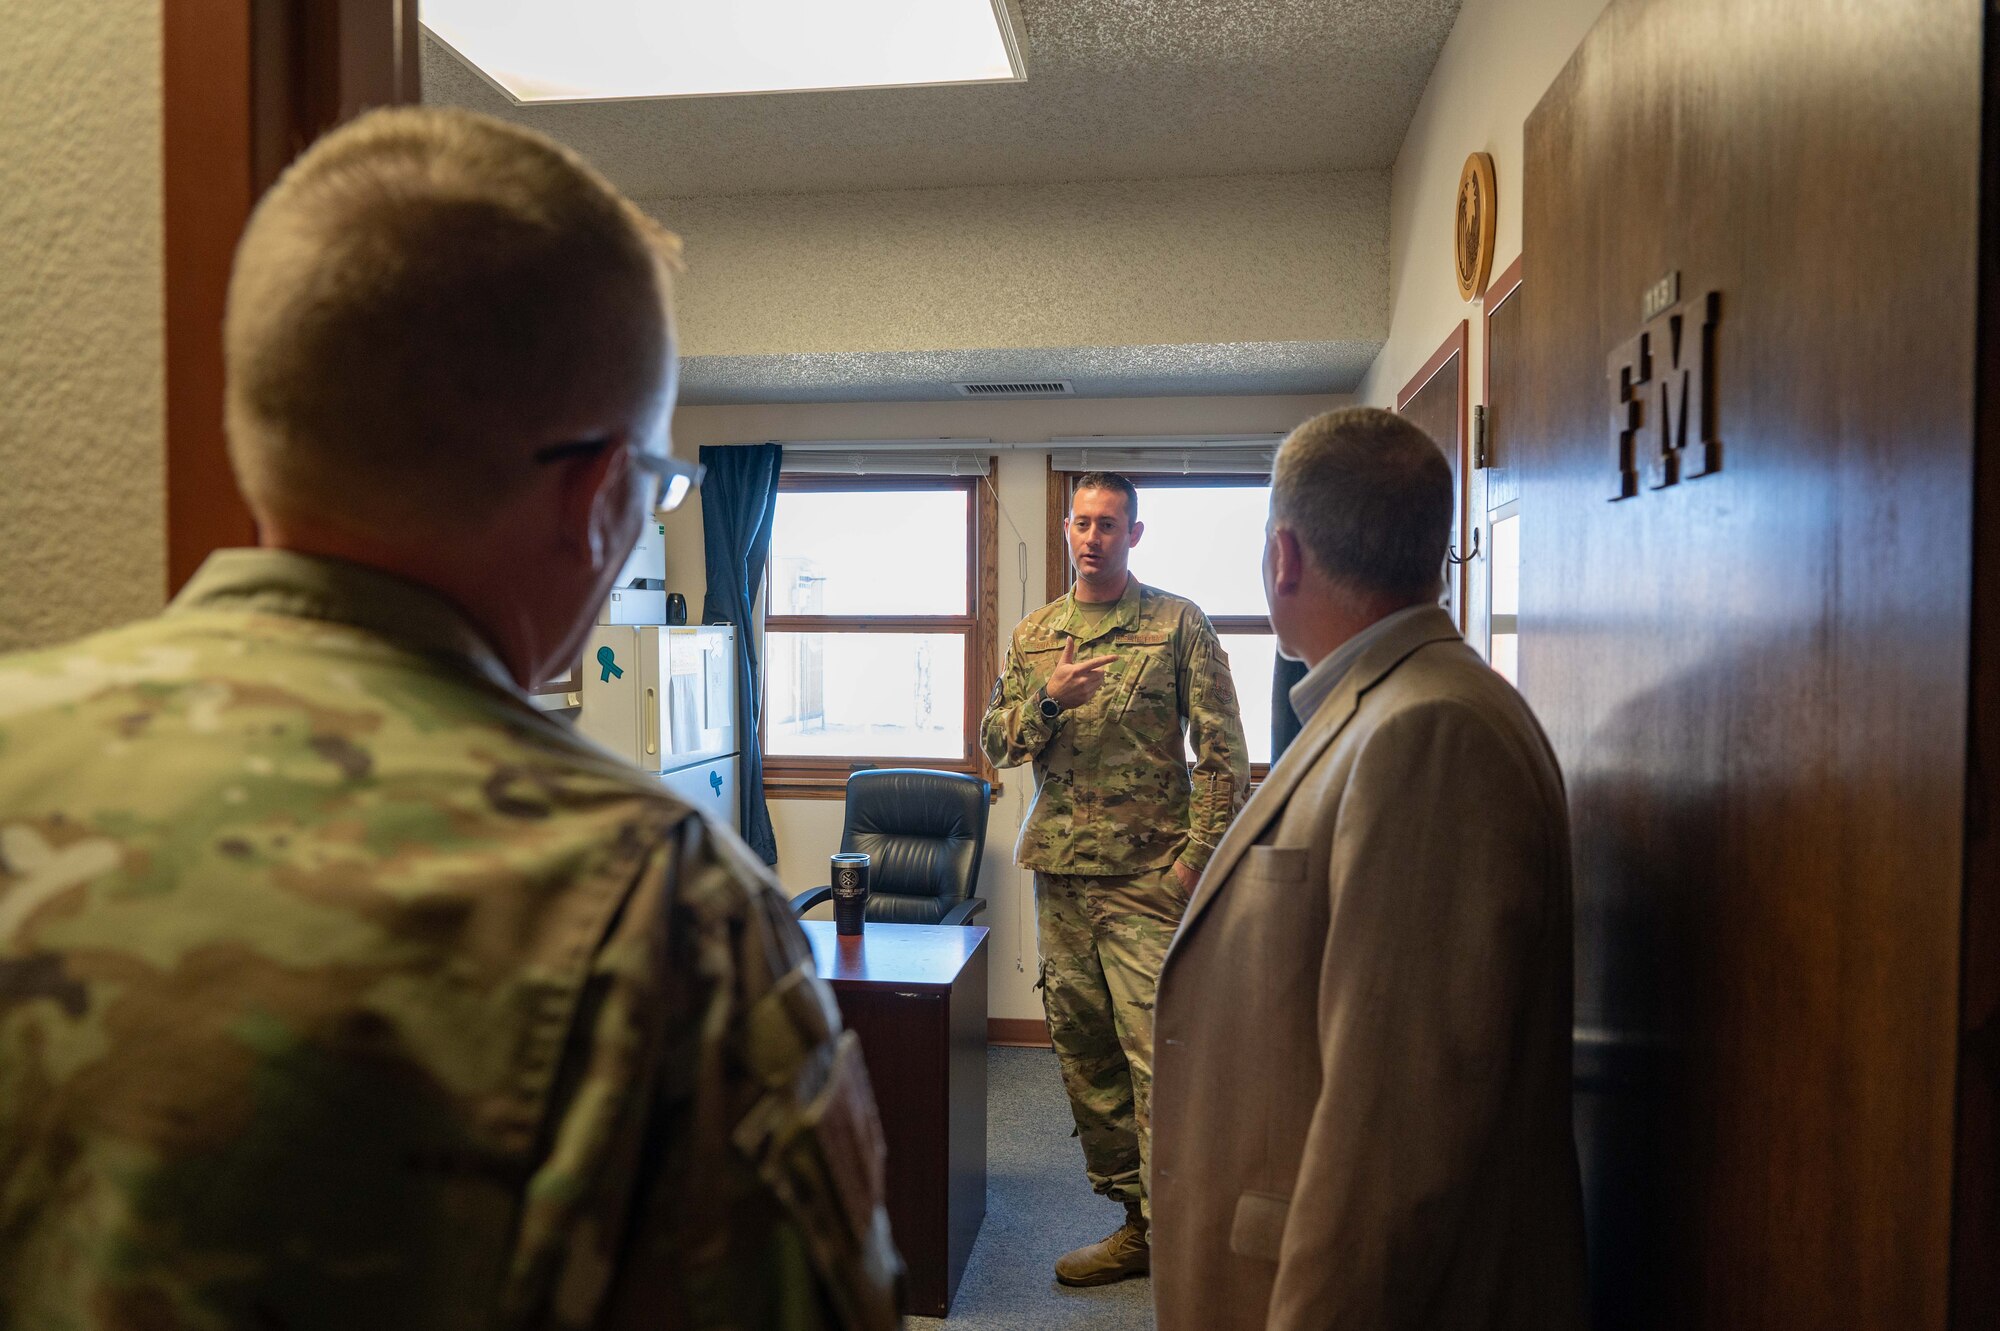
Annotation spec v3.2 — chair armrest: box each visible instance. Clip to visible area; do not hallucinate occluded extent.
[939,897,987,926]
[789,886,834,917]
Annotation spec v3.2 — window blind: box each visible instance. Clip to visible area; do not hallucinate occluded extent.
[777,449,992,477]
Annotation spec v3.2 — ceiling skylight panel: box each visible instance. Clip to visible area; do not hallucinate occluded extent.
[423,0,1026,105]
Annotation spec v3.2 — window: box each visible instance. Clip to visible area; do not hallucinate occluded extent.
[763,472,998,796]
[1487,502,1520,686]
[1048,469,1278,773]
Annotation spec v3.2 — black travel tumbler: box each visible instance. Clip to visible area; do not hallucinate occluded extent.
[831,852,870,936]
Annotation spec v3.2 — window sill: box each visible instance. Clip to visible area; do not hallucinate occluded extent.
[763,771,1005,803]
[765,766,1257,801]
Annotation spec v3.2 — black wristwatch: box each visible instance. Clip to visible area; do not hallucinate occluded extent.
[1037,691,1063,721]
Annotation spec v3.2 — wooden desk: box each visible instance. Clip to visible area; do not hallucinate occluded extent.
[803,921,988,1318]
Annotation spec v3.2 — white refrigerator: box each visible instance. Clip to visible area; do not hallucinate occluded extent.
[576,625,740,831]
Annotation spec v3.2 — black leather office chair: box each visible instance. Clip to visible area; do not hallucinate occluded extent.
[789,768,990,925]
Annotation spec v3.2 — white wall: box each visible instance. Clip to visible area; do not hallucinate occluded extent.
[1354,0,1612,409]
[658,173,1387,361]
[0,0,165,652]
[664,392,1342,1020]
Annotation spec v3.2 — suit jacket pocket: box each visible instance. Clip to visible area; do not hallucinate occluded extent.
[1217,844,1322,1040]
[1229,1190,1291,1264]
[1240,844,1308,887]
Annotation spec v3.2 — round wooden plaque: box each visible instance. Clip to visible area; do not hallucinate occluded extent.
[1455,151,1497,301]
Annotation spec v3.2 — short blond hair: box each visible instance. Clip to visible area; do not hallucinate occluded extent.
[224,107,680,533]
[1272,407,1452,602]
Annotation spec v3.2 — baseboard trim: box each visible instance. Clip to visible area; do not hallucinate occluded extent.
[988,1017,1051,1048]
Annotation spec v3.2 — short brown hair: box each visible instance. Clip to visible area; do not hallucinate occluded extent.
[1271,407,1452,601]
[224,107,681,534]
[1072,471,1139,524]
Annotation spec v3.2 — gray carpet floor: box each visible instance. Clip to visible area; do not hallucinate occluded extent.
[910,1046,1155,1330]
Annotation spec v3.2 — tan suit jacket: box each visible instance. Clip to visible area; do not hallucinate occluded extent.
[1151,607,1587,1331]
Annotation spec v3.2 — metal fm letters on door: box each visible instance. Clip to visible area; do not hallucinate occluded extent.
[1608,289,1722,500]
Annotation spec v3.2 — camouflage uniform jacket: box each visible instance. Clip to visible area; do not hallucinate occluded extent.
[0,550,901,1331]
[980,580,1249,877]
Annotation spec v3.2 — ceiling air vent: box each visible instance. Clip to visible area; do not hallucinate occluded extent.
[952,379,1074,398]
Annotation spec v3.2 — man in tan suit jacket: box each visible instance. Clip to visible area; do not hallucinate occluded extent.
[1151,407,1587,1331]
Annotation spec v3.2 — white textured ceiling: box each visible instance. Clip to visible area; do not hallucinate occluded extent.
[421,0,1463,198]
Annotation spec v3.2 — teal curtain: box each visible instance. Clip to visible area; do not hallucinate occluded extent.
[698,443,781,863]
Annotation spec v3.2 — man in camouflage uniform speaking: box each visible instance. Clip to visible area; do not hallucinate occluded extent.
[981,471,1248,1286]
[0,109,899,1330]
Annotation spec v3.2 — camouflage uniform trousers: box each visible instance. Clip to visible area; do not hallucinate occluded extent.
[1035,863,1188,1222]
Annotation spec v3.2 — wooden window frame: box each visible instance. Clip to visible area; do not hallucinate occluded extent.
[762,469,1000,800]
[1045,465,1276,780]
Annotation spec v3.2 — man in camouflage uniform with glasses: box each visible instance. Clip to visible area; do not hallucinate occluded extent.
[0,109,898,1330]
[982,471,1249,1287]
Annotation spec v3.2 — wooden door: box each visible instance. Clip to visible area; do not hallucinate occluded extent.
[1519,1,1987,1327]
[163,0,420,592]
[1396,322,1470,628]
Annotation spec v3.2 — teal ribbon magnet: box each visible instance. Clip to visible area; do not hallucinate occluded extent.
[596,646,624,682]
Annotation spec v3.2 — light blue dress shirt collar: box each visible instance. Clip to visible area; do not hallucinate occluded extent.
[1286,603,1439,725]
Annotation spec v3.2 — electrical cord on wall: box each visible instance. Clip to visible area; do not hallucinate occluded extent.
[980,471,1032,634]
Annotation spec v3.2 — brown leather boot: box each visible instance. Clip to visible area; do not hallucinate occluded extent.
[1053,1206,1150,1287]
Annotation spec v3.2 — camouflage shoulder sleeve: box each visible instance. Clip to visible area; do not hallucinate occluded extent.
[514,813,901,1331]
[1178,607,1251,872]
[980,617,1061,770]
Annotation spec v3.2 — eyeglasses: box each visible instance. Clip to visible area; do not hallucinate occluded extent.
[534,437,705,515]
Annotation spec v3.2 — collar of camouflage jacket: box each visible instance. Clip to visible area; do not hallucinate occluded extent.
[170,548,521,696]
[1054,575,1145,642]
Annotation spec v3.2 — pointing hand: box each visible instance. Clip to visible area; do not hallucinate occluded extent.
[1045,639,1120,710]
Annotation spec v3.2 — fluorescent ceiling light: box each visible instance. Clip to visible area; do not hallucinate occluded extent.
[423,0,1026,105]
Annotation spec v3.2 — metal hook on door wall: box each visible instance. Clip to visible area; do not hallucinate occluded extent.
[1447,528,1481,565]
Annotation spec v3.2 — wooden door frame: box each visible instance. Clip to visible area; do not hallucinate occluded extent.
[1481,253,1524,405]
[1396,320,1471,629]
[162,0,420,594]
[1471,255,1525,662]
